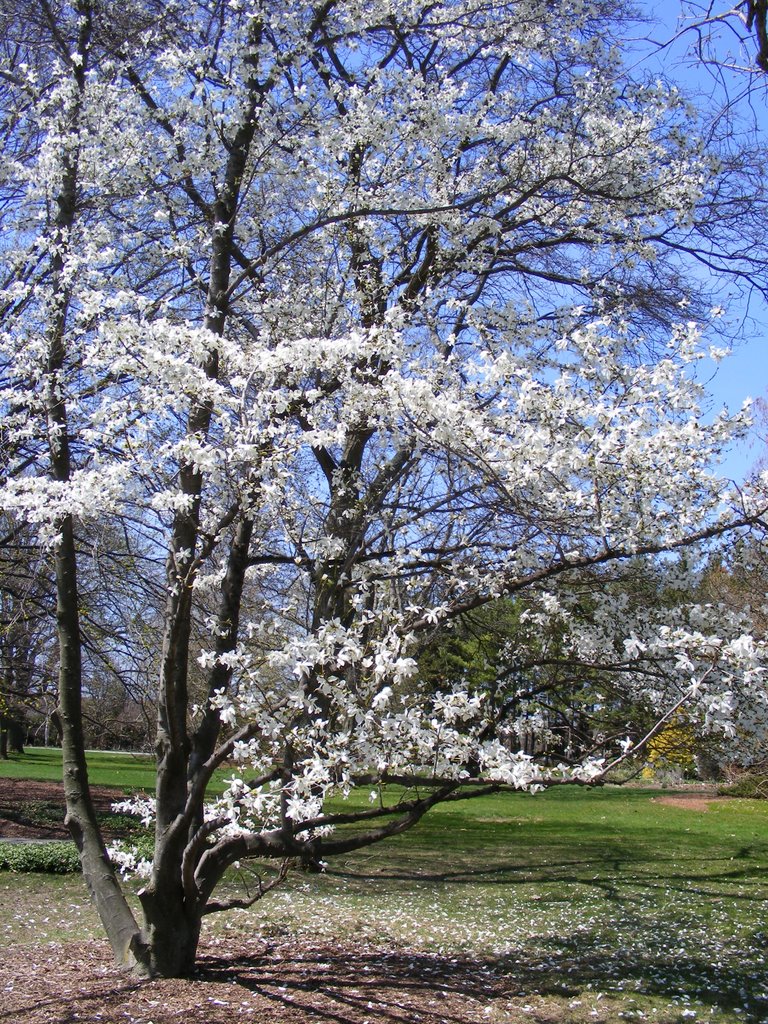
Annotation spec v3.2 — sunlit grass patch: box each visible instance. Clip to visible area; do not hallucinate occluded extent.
[0,748,157,790]
[0,747,233,794]
[0,873,101,945]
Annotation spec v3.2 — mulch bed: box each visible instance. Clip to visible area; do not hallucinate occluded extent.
[0,777,125,839]
[0,936,534,1024]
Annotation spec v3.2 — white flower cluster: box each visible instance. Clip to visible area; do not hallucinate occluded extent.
[106,841,153,881]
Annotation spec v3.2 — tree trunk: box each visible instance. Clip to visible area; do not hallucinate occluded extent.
[8,719,23,754]
[138,888,202,978]
[146,44,267,974]
[44,0,147,975]
[56,513,148,969]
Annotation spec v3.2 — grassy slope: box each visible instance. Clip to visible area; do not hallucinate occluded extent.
[0,747,157,790]
[3,754,768,1022]
[0,747,232,794]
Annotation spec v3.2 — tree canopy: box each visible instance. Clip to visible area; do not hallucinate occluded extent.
[1,0,767,977]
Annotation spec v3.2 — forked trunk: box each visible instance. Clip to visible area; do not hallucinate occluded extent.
[139,887,203,978]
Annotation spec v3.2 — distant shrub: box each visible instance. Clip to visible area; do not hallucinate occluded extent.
[0,840,80,873]
[643,714,697,780]
[718,774,768,800]
[102,812,153,838]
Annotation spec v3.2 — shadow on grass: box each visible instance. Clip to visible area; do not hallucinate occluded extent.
[4,931,768,1024]
[524,926,768,1024]
[193,937,768,1024]
[325,849,768,901]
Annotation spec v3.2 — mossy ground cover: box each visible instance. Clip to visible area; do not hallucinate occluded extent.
[2,763,767,1023]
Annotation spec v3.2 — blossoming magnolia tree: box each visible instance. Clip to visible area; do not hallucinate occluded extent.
[1,0,767,978]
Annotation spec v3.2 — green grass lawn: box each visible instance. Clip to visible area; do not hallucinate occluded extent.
[215,786,768,1024]
[0,746,231,794]
[0,747,157,789]
[2,761,767,1023]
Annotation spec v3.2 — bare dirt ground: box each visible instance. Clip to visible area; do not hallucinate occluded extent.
[650,788,723,812]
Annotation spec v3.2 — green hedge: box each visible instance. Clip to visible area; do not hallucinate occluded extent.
[0,840,81,874]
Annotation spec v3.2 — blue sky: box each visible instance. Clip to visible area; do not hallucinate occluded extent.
[636,3,768,483]
[704,335,767,481]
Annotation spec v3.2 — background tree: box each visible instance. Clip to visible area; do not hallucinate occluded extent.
[1,0,767,978]
[681,2,768,74]
[0,515,58,754]
[418,552,768,776]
